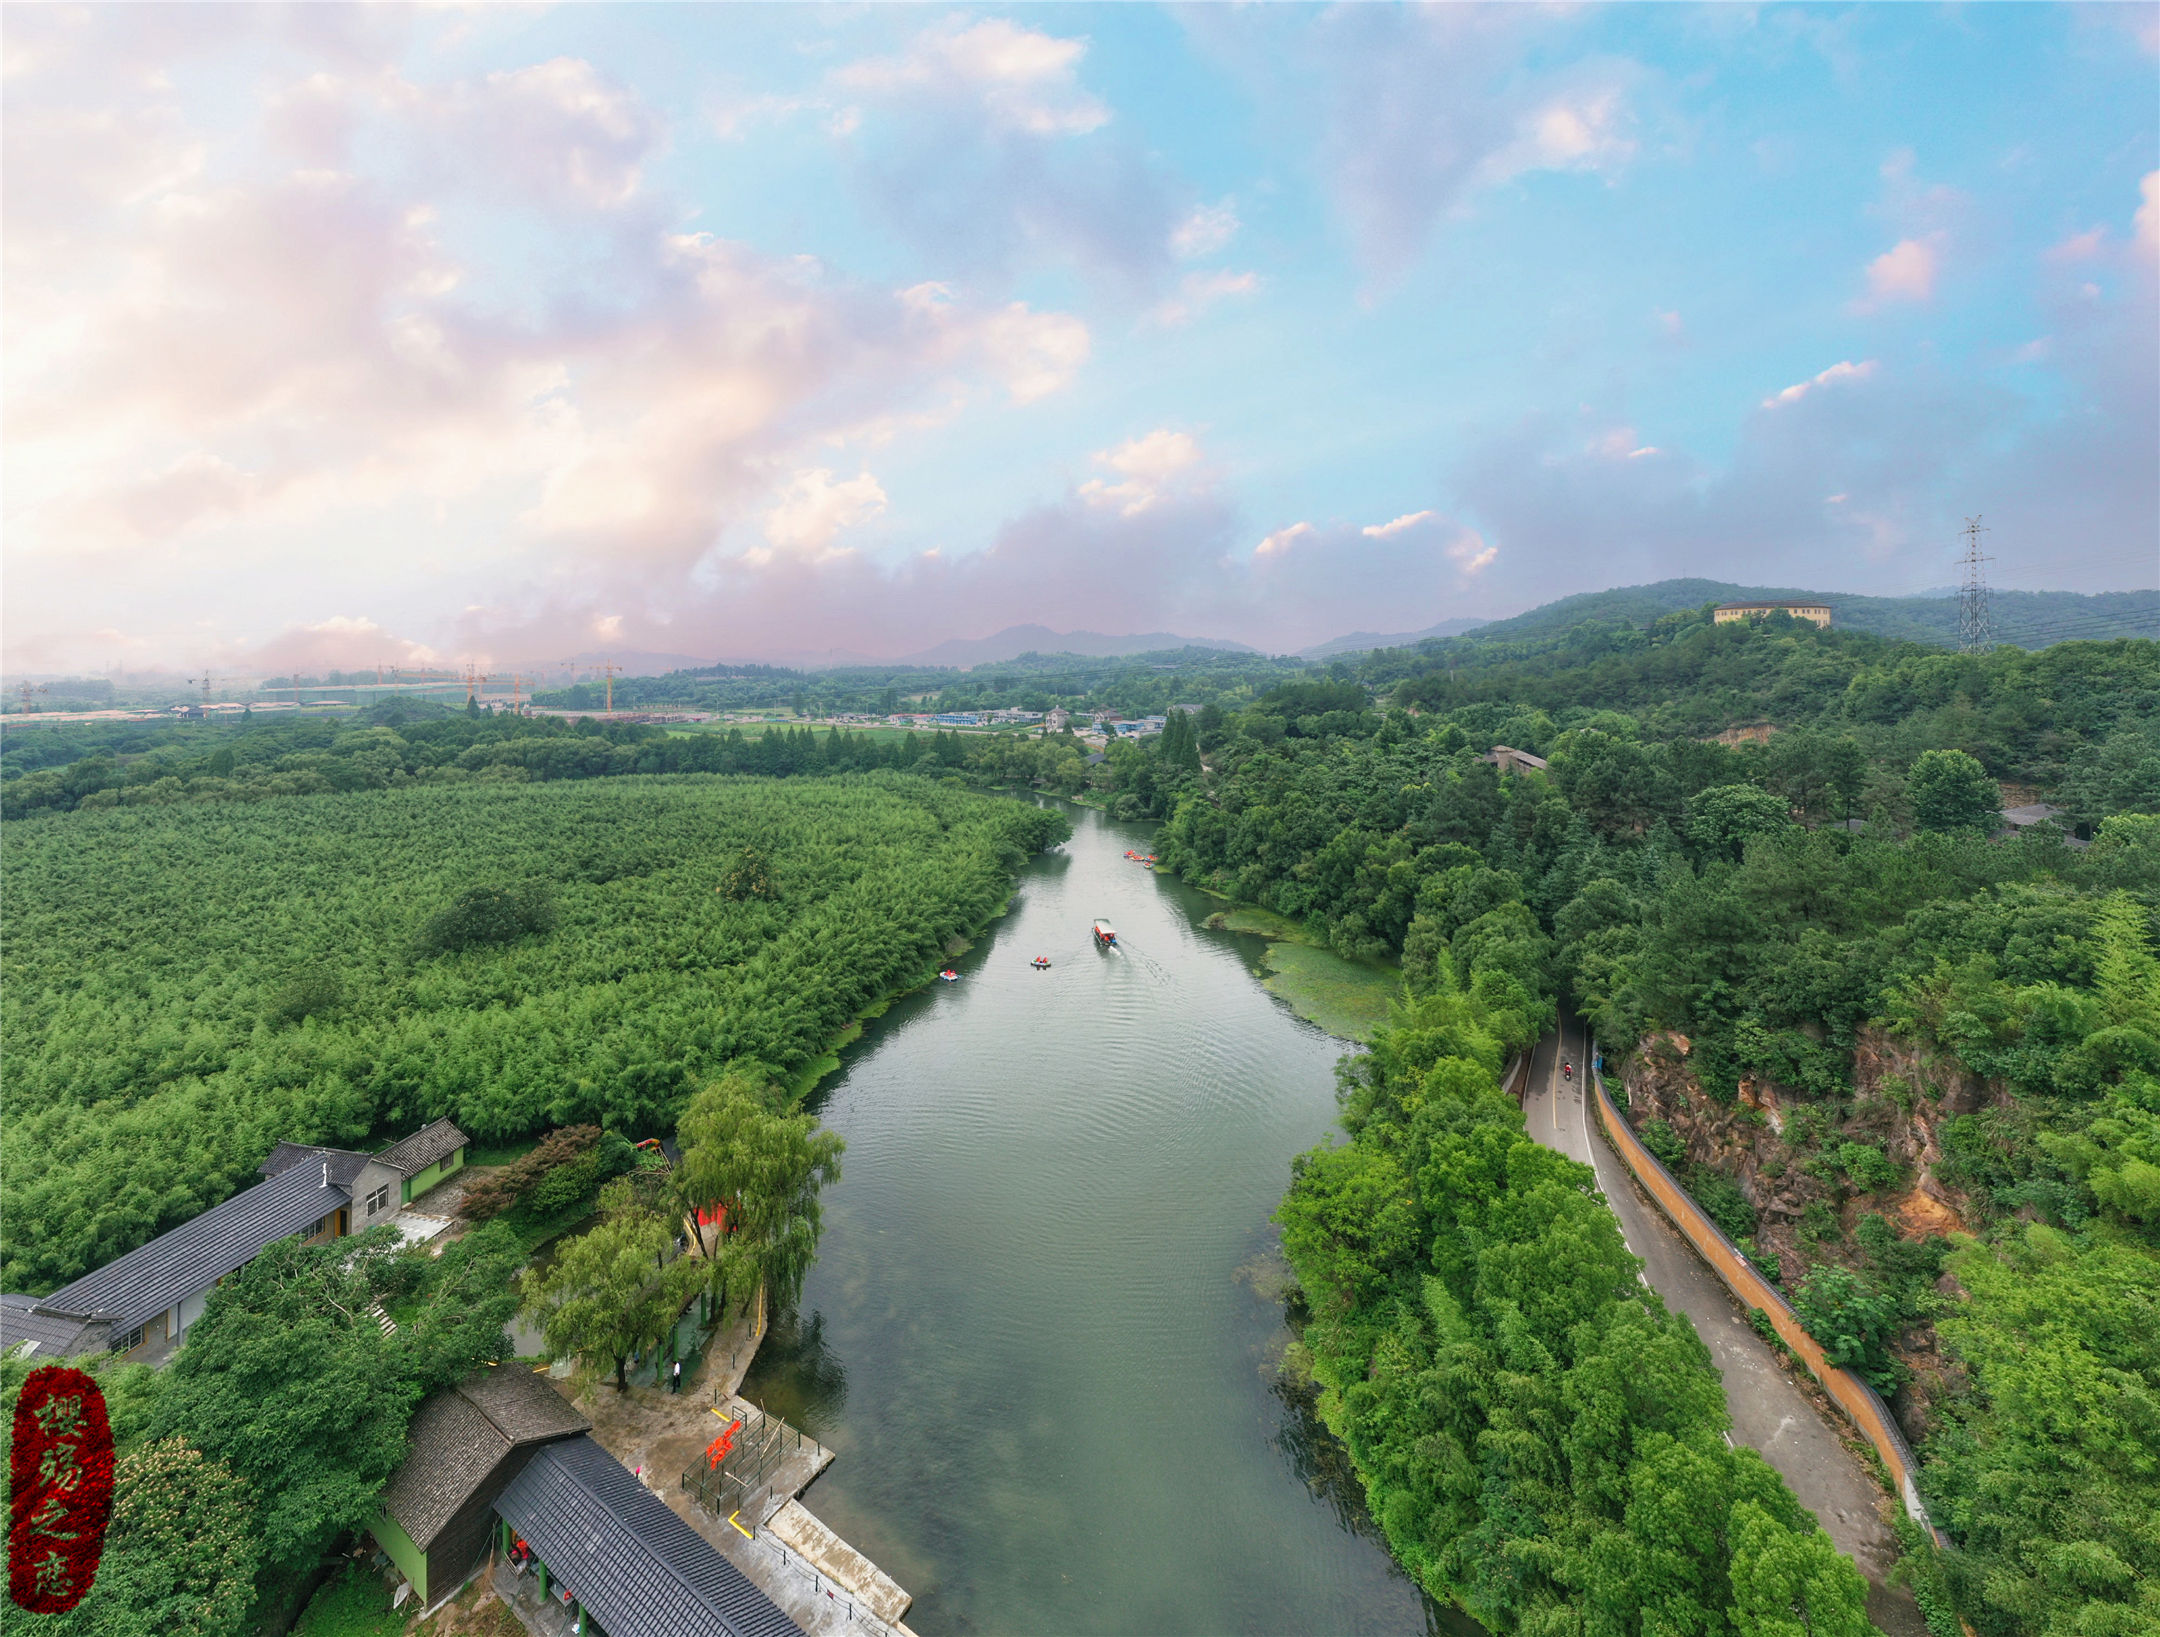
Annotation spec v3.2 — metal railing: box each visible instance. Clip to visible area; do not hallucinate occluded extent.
[681,1401,819,1530]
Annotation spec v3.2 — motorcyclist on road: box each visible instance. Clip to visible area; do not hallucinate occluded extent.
[1562,1058,1574,1082]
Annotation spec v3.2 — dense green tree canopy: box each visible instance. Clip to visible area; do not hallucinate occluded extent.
[2,775,1066,1289]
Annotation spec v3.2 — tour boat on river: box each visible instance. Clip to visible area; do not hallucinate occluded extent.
[1092,919,1117,947]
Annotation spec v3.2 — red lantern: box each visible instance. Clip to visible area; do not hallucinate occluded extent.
[9,1366,114,1614]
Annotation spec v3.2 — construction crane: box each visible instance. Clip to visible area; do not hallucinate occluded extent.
[15,682,50,713]
[564,659,624,712]
[185,672,221,712]
[461,664,490,707]
[507,672,527,712]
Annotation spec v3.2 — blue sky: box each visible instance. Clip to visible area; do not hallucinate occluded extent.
[3,3,2153,672]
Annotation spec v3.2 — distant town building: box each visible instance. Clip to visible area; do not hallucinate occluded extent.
[1713,601,1832,628]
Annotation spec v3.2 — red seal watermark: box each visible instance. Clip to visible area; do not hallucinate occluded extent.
[9,1365,114,1614]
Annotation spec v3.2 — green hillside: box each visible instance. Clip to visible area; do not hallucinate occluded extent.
[1450,579,2156,651]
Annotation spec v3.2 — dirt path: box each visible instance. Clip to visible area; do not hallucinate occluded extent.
[1523,1024,1927,1637]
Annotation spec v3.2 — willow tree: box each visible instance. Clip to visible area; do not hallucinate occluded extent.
[675,1071,845,1334]
[519,1180,702,1393]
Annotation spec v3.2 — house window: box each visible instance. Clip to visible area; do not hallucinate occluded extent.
[111,1324,145,1355]
[366,1185,390,1217]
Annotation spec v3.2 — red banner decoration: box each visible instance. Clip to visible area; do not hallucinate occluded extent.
[9,1365,114,1614]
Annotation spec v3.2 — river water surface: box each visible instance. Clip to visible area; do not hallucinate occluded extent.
[741,802,1432,1635]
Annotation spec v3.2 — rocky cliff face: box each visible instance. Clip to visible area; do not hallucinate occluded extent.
[1619,1027,1996,1441]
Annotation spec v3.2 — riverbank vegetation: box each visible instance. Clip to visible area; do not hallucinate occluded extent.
[2,774,1067,1291]
[1156,609,2157,1637]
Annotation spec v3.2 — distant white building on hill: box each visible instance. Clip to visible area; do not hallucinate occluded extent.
[1713,601,1832,628]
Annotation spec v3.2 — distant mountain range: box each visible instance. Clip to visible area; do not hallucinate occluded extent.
[899,625,1258,668]
[526,585,2151,682]
[1307,581,2157,656]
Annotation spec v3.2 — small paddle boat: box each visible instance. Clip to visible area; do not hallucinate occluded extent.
[1031,956,1052,970]
[938,968,960,983]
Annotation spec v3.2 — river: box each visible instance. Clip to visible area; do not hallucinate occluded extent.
[740,801,1437,1635]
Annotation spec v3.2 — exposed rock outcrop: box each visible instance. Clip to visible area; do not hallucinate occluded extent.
[1619,1026,1999,1441]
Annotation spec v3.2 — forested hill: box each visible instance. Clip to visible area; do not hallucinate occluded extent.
[1355,579,2155,654]
[1136,617,2159,1637]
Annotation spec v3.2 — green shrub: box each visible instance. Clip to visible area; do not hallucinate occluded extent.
[1640,1117,1687,1171]
[1794,1265,1901,1391]
[412,882,556,956]
[1691,1168,1758,1242]
[1835,1140,1904,1194]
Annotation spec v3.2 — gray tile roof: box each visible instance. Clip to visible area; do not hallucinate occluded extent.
[376,1118,469,1177]
[458,1368,590,1447]
[0,1295,113,1360]
[259,1143,374,1185]
[384,1391,512,1550]
[2001,802,2066,826]
[43,1164,350,1329]
[496,1436,801,1637]
[380,1371,591,1549]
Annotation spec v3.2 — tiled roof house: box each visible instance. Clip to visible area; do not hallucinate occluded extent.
[2,1119,468,1364]
[373,1368,590,1615]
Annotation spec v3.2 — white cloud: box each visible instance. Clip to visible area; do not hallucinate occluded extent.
[2045,226,2109,265]
[1479,85,1637,190]
[1858,235,1941,308]
[1170,199,1239,259]
[1256,521,1314,557]
[1763,359,1878,408]
[833,18,1110,137]
[1362,509,1433,540]
[1287,6,1646,281]
[981,303,1093,402]
[1147,269,1260,328]
[1079,429,1205,516]
[761,469,888,559]
[248,615,439,674]
[1447,532,1499,576]
[448,57,658,209]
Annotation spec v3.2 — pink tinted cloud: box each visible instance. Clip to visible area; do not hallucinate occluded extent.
[1856,236,1941,309]
[451,438,1492,664]
[2,16,1098,669]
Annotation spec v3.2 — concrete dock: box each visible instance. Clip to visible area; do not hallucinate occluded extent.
[566,1307,917,1637]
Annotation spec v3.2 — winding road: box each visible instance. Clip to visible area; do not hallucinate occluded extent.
[1522,1020,1926,1637]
